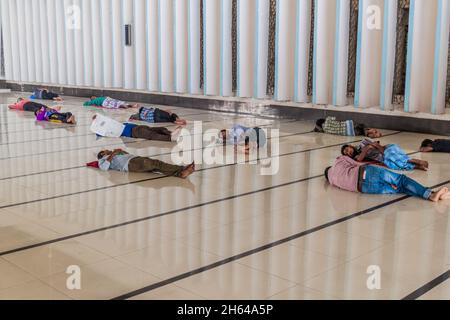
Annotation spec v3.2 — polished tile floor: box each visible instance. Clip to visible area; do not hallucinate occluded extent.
[0,92,449,300]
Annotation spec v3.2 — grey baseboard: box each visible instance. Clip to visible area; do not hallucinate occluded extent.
[1,81,449,136]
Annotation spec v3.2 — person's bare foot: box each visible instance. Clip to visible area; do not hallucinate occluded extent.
[179,162,195,179]
[175,119,187,126]
[429,187,449,202]
[440,190,450,200]
[417,164,428,171]
[67,115,76,124]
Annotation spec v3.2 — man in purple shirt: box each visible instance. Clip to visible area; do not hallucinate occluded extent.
[325,156,450,202]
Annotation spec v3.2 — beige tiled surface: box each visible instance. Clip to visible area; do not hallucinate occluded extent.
[0,92,449,300]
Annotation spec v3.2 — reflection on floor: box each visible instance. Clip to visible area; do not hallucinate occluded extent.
[0,92,449,300]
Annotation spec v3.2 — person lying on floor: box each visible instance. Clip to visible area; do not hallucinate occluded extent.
[8,98,62,113]
[420,139,450,153]
[218,124,267,154]
[129,106,187,125]
[324,156,450,202]
[35,107,76,124]
[341,139,429,171]
[91,114,183,142]
[96,149,195,179]
[83,96,137,109]
[314,116,382,138]
[30,88,63,101]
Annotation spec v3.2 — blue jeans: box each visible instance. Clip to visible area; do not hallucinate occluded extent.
[361,165,432,199]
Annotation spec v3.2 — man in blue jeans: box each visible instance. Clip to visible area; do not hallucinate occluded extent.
[324,156,450,202]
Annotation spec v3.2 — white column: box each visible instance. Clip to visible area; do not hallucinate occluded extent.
[275,0,298,101]
[16,0,28,81]
[159,0,174,92]
[73,0,84,86]
[8,0,21,81]
[332,0,350,106]
[24,0,36,82]
[123,0,135,89]
[31,0,43,83]
[112,0,123,87]
[38,0,50,83]
[81,0,93,86]
[147,0,159,91]
[64,0,76,85]
[254,0,270,99]
[203,0,221,95]
[237,0,256,97]
[174,0,189,93]
[379,0,398,110]
[101,0,113,88]
[134,0,147,90]
[91,0,103,87]
[431,0,450,114]
[354,0,384,107]
[294,0,312,102]
[312,0,339,104]
[0,0,13,80]
[220,0,232,96]
[404,0,440,113]
[188,0,201,94]
[55,0,68,84]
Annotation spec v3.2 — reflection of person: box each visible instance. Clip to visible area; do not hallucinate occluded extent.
[30,88,63,101]
[420,139,450,153]
[97,149,195,179]
[35,107,76,124]
[8,98,62,113]
[129,106,187,125]
[324,156,450,202]
[83,96,137,109]
[218,124,267,154]
[341,139,428,171]
[91,115,182,142]
[314,117,382,138]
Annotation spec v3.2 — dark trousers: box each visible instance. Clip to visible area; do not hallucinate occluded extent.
[128,156,184,177]
[131,126,172,141]
[154,108,178,123]
[41,91,60,100]
[48,112,72,123]
[23,102,47,113]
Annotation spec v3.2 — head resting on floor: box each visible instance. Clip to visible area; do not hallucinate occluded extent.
[324,166,331,182]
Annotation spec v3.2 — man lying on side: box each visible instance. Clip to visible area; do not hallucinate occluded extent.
[324,156,450,202]
[314,116,382,139]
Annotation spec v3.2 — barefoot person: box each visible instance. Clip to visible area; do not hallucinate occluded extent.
[129,106,187,125]
[30,88,63,101]
[96,149,195,179]
[35,107,76,124]
[8,98,62,113]
[91,114,183,142]
[218,124,267,154]
[314,116,382,138]
[341,139,429,171]
[324,156,450,202]
[83,96,137,109]
[420,139,450,153]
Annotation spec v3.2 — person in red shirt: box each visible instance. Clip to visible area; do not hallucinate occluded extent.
[8,98,62,113]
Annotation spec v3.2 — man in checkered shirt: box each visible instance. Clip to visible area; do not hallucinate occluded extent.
[314,116,382,138]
